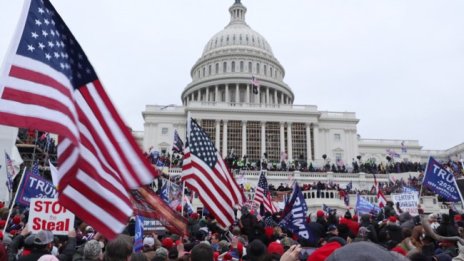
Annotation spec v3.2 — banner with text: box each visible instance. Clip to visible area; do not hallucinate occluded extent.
[391,192,419,216]
[16,171,57,207]
[143,218,166,235]
[28,198,74,235]
[423,157,462,202]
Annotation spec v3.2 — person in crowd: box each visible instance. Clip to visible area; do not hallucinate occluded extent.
[8,226,76,261]
[359,214,378,243]
[190,243,213,261]
[103,235,132,261]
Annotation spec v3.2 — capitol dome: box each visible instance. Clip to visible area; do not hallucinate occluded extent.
[181,0,294,106]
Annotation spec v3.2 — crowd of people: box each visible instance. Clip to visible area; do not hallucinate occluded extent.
[2,197,464,261]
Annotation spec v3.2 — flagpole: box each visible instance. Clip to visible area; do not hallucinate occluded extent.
[419,156,431,199]
[181,180,186,217]
[3,167,27,234]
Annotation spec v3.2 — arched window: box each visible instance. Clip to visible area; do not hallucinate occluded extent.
[231,61,235,72]
[202,67,205,77]
[264,65,267,76]
[240,61,244,72]
[256,63,260,74]
[248,62,252,73]
[215,63,219,74]
[208,65,211,76]
[223,62,227,73]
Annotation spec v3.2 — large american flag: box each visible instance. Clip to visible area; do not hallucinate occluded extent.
[0,0,158,239]
[254,171,278,214]
[182,119,245,228]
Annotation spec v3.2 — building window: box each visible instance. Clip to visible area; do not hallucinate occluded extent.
[334,134,341,142]
[231,61,235,72]
[200,120,216,147]
[202,67,205,77]
[246,121,261,162]
[208,65,211,75]
[265,122,280,162]
[215,63,219,74]
[257,63,260,74]
[240,61,244,72]
[248,62,252,73]
[292,123,307,162]
[335,153,342,161]
[223,62,227,73]
[264,65,267,76]
[161,128,168,135]
[227,121,242,159]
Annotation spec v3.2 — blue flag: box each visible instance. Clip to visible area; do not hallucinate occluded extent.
[133,215,144,253]
[322,204,333,214]
[15,170,57,207]
[279,183,314,243]
[160,181,169,204]
[355,194,380,215]
[346,181,353,192]
[422,157,462,202]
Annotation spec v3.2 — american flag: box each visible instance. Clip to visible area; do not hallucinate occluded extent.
[182,118,245,228]
[32,160,40,176]
[0,0,158,239]
[5,152,17,192]
[254,171,278,214]
[373,173,386,208]
[251,75,260,94]
[172,129,184,154]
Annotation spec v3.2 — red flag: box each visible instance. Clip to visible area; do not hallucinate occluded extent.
[131,186,188,236]
[0,0,159,239]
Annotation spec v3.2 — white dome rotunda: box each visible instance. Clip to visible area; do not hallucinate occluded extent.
[181,0,294,106]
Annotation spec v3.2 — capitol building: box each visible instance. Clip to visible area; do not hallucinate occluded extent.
[139,0,463,168]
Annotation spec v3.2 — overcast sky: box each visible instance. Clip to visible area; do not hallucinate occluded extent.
[0,0,463,150]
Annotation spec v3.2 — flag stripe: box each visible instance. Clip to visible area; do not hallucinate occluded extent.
[183,164,235,220]
[92,80,155,180]
[60,186,126,237]
[0,110,78,145]
[74,89,139,187]
[184,152,236,206]
[183,177,232,226]
[9,65,73,98]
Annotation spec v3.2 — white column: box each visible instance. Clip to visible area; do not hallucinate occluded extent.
[242,121,247,157]
[246,84,250,103]
[280,122,285,158]
[280,93,283,104]
[306,123,312,162]
[261,121,266,159]
[222,120,228,158]
[266,87,270,104]
[215,85,219,102]
[312,123,320,160]
[287,122,293,162]
[225,84,229,103]
[215,120,220,151]
[274,90,278,105]
[205,87,209,102]
[235,84,240,103]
